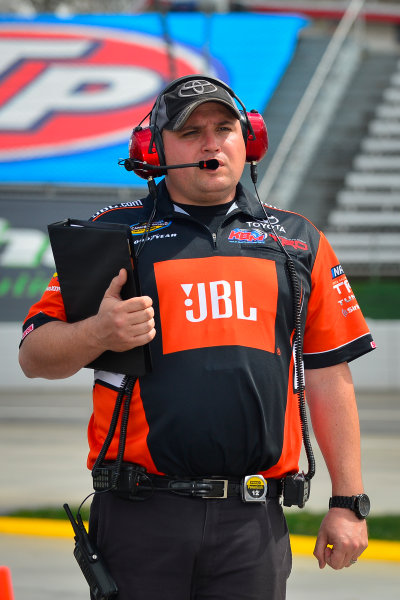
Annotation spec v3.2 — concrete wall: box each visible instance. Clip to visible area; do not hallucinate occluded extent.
[1,319,398,393]
[348,319,400,391]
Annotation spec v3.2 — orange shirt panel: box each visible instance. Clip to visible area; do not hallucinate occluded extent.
[154,256,278,354]
[23,272,66,324]
[87,378,162,475]
[304,233,370,356]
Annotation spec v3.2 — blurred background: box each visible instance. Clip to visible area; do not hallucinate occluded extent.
[0,1,399,598]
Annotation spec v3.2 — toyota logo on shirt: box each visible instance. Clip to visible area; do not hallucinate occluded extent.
[0,22,207,161]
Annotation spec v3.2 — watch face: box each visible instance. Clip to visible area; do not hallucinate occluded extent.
[356,494,370,518]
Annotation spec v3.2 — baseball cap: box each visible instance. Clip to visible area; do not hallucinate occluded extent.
[152,77,241,132]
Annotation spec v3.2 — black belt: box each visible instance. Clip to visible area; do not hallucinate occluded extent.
[92,463,283,500]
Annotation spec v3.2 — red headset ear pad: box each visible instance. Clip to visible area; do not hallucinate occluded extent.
[245,111,268,163]
[129,126,165,179]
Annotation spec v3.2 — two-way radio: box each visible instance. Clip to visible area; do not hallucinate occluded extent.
[64,503,118,600]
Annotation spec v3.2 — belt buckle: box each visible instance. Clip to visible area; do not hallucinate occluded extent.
[202,479,228,499]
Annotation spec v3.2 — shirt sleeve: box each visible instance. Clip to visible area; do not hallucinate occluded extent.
[303,232,376,369]
[20,272,67,344]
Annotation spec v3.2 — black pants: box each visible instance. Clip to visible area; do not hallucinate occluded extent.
[89,490,292,600]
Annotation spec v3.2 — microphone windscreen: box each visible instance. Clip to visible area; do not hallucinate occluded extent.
[124,159,134,171]
[199,159,219,170]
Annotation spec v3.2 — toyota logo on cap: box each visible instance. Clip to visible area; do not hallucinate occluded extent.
[178,80,218,97]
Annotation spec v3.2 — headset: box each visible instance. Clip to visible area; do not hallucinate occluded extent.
[125,74,269,179]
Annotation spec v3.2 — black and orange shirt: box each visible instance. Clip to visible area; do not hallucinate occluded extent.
[22,181,375,479]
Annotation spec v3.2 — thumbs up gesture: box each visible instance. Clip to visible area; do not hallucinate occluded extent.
[94,269,156,352]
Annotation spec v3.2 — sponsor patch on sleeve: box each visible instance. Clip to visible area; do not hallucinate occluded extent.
[331,264,345,279]
[21,323,34,340]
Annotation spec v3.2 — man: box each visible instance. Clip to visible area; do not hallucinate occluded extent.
[19,75,374,600]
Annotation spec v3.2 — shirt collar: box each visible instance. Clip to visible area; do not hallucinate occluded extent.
[151,179,266,221]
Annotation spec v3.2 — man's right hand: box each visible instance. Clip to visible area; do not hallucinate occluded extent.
[94,268,156,352]
[19,268,156,380]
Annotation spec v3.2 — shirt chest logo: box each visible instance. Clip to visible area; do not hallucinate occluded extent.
[154,256,278,354]
[181,280,257,323]
[130,220,171,235]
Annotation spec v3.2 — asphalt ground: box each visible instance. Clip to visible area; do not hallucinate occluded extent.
[0,388,399,599]
[1,535,400,600]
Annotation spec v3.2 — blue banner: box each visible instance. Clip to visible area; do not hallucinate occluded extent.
[0,13,308,187]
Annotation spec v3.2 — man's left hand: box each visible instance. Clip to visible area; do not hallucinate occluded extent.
[313,508,368,569]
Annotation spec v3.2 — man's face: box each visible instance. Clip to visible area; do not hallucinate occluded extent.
[162,102,246,205]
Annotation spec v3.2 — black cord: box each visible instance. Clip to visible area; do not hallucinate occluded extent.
[135,177,158,258]
[91,375,129,476]
[91,374,138,487]
[111,376,137,488]
[251,163,315,481]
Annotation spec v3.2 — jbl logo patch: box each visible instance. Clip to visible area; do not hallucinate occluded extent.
[154,256,278,354]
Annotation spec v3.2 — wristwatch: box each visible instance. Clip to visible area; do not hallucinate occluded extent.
[329,494,370,519]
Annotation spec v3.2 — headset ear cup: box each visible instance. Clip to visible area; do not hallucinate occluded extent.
[245,111,268,163]
[129,126,166,179]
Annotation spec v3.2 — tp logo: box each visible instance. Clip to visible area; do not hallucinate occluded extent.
[0,22,208,160]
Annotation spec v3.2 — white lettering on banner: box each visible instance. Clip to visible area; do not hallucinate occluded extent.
[0,219,53,268]
[181,281,257,323]
[0,63,159,130]
[0,38,91,80]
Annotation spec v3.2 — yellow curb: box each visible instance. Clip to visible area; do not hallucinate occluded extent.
[288,534,400,563]
[0,517,83,539]
[1,517,400,562]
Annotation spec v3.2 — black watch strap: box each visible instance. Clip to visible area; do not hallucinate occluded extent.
[329,496,354,510]
[329,494,370,519]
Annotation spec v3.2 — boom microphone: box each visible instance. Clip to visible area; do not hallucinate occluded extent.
[120,158,219,173]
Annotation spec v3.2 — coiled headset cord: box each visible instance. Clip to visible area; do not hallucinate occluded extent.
[251,163,315,482]
[92,375,137,488]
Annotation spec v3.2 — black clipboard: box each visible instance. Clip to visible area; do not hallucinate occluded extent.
[47,218,151,376]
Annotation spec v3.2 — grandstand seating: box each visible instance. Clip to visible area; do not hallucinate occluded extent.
[325,56,400,275]
[325,232,400,270]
